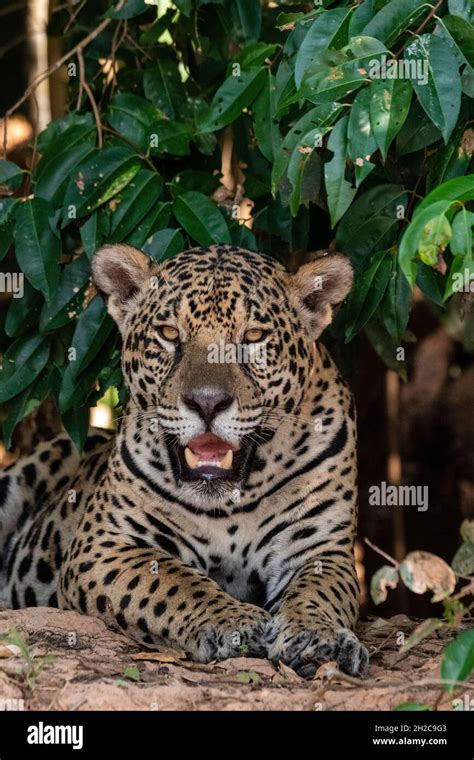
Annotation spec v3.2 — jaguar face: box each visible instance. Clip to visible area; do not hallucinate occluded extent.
[92,243,352,500]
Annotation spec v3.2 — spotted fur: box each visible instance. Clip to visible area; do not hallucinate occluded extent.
[0,244,368,676]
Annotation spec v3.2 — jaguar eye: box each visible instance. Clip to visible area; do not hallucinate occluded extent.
[243,328,267,343]
[158,325,180,342]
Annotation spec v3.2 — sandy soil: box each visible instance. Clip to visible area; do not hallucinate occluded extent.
[0,607,471,711]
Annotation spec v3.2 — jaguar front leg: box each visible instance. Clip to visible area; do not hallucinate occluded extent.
[265,552,369,677]
[59,543,270,662]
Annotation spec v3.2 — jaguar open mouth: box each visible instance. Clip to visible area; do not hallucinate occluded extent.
[167,432,249,483]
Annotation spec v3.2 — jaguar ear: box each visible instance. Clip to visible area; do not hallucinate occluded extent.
[288,253,353,339]
[91,244,153,330]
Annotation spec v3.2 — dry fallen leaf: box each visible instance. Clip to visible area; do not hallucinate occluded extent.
[313,661,339,680]
[370,565,399,605]
[277,660,301,681]
[400,551,456,602]
[0,643,22,658]
[131,648,186,663]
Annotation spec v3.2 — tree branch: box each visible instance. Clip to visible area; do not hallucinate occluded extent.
[77,49,102,148]
[2,0,125,157]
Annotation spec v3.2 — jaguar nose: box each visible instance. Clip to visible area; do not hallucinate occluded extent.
[182,391,234,425]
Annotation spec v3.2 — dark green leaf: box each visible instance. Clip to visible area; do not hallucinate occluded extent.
[417,175,474,212]
[5,279,43,338]
[61,407,90,452]
[396,99,442,155]
[149,120,192,156]
[109,169,163,242]
[0,198,18,226]
[198,68,266,133]
[33,117,96,203]
[62,147,142,224]
[59,336,117,414]
[173,191,231,245]
[170,171,221,200]
[448,0,473,23]
[80,213,101,259]
[416,264,446,306]
[0,334,50,404]
[347,87,377,186]
[294,8,353,87]
[0,159,24,190]
[39,254,91,332]
[461,64,474,95]
[0,201,17,262]
[370,79,412,162]
[272,103,344,193]
[324,116,357,227]
[441,629,474,691]
[380,257,412,340]
[253,71,280,163]
[404,34,461,143]
[345,250,392,341]
[60,295,114,390]
[426,112,472,190]
[106,0,150,19]
[232,43,279,72]
[229,0,262,43]
[143,60,185,119]
[125,202,171,248]
[107,92,160,151]
[363,0,428,47]
[337,184,407,270]
[450,207,474,256]
[13,198,61,302]
[287,146,321,216]
[438,15,474,68]
[143,228,185,261]
[349,0,374,36]
[297,61,367,106]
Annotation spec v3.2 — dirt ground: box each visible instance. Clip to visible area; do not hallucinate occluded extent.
[0,607,471,711]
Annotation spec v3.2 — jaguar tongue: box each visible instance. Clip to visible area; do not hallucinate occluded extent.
[185,433,236,470]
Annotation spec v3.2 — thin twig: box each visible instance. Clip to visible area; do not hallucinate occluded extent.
[101,124,156,171]
[77,49,102,148]
[323,667,474,691]
[25,91,40,195]
[453,579,474,601]
[364,537,399,568]
[2,0,125,158]
[412,0,444,36]
[124,32,153,61]
[369,627,397,656]
[393,1,443,58]
[64,0,87,34]
[404,171,424,223]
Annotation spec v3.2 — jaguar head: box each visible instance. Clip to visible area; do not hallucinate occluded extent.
[92,243,352,501]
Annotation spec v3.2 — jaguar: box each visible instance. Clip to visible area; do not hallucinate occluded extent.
[0,243,369,677]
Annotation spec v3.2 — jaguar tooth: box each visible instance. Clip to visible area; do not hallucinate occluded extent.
[221,450,233,469]
[184,447,199,469]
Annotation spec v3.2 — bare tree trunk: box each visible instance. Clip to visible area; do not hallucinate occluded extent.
[27,0,51,131]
